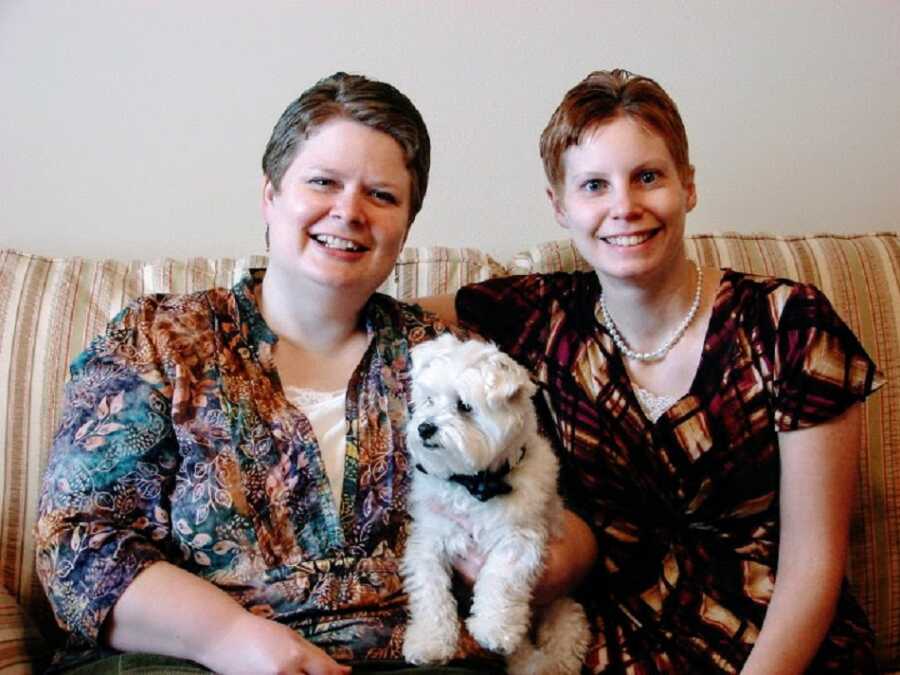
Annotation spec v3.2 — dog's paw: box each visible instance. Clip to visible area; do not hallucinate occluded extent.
[403,618,459,665]
[466,612,526,656]
[506,598,591,675]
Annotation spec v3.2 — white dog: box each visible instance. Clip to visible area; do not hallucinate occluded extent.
[402,333,590,675]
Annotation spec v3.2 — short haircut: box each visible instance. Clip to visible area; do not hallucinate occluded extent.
[540,69,691,190]
[262,72,431,224]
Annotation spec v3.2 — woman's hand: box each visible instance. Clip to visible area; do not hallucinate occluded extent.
[204,612,350,675]
[106,561,349,675]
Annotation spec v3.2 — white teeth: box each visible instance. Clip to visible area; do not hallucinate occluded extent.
[314,234,364,251]
[603,232,654,247]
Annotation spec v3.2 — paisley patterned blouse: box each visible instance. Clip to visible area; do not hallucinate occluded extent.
[36,270,447,670]
[457,269,884,674]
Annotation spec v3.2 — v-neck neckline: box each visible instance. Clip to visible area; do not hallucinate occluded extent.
[232,271,390,550]
[596,268,734,428]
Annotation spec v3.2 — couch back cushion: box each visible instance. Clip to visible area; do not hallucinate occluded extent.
[0,246,499,644]
[513,232,900,669]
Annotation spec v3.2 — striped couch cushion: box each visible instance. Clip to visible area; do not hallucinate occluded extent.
[512,232,900,670]
[0,246,500,660]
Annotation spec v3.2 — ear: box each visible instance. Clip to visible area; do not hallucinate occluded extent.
[683,165,697,213]
[547,186,569,230]
[485,353,537,406]
[261,177,277,217]
[505,376,537,405]
[409,333,459,379]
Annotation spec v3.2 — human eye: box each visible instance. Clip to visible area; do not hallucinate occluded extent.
[307,176,334,188]
[582,178,608,193]
[638,170,659,185]
[371,189,398,205]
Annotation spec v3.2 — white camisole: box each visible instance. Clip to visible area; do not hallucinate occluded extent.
[283,386,347,508]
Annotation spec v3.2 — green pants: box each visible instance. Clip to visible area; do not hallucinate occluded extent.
[66,653,504,674]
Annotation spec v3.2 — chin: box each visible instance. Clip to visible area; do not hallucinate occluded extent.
[582,237,682,280]
[285,258,387,294]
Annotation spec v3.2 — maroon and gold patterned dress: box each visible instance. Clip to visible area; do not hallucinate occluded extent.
[457,269,883,674]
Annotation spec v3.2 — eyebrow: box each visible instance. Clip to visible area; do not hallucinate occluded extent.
[570,159,671,182]
[300,165,406,188]
[631,159,669,170]
[299,164,336,175]
[570,172,607,183]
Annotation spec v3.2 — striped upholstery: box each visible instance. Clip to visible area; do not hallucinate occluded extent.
[512,232,900,671]
[133,248,504,298]
[0,246,500,665]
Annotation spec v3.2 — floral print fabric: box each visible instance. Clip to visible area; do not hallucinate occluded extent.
[36,270,446,669]
[457,269,883,673]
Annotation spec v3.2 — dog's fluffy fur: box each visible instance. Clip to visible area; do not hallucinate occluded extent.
[402,334,590,674]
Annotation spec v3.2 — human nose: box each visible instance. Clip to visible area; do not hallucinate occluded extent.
[611,185,641,220]
[330,188,365,226]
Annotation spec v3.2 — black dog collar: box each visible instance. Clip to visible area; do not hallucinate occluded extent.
[415,446,526,502]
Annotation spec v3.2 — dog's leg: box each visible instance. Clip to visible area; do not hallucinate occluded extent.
[466,531,544,656]
[402,530,460,665]
[506,597,591,675]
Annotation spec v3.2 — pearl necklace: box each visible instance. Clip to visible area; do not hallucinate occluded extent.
[599,261,703,362]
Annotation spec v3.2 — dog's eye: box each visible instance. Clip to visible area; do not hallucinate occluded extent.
[456,399,472,413]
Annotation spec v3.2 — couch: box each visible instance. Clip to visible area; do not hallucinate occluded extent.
[0,232,897,673]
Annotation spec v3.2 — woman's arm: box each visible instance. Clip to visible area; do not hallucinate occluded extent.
[105,561,349,675]
[38,305,348,674]
[533,509,599,605]
[741,403,862,675]
[415,294,458,324]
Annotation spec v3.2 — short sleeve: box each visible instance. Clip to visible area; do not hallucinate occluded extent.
[772,282,884,431]
[36,300,178,645]
[456,274,554,365]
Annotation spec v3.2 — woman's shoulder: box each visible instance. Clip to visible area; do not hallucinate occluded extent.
[450,272,597,361]
[112,285,233,332]
[464,270,594,295]
[721,268,834,321]
[82,286,238,373]
[457,271,597,318]
[369,293,455,337]
[363,294,470,363]
[118,269,259,326]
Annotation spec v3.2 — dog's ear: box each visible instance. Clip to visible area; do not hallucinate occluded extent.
[409,332,462,380]
[484,352,537,406]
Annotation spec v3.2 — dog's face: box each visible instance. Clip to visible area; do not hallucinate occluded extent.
[406,334,537,478]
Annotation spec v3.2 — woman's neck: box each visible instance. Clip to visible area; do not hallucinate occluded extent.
[597,258,698,348]
[258,268,367,352]
[257,268,374,391]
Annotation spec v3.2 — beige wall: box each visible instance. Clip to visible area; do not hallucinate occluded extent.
[2,1,898,261]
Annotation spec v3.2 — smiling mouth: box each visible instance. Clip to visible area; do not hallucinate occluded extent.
[311,234,368,252]
[600,229,660,247]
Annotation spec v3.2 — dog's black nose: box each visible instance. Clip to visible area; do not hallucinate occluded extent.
[417,421,438,440]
